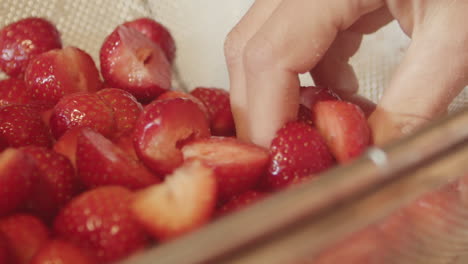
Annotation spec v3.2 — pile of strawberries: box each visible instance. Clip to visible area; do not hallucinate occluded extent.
[0,17,372,263]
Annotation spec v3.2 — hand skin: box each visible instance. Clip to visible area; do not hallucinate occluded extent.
[224,0,468,148]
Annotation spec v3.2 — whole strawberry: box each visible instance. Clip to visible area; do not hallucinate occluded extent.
[0,17,61,78]
[264,122,335,191]
[54,186,149,263]
[0,78,41,108]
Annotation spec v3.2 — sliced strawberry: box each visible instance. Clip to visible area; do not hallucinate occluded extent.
[0,149,37,215]
[0,17,61,78]
[191,87,235,137]
[31,240,97,264]
[314,101,371,163]
[0,214,50,264]
[21,146,80,222]
[217,191,266,217]
[49,92,116,139]
[264,122,335,191]
[54,186,149,263]
[0,78,42,108]
[0,105,52,148]
[182,137,269,200]
[24,46,101,108]
[131,159,217,241]
[96,88,143,137]
[341,94,377,118]
[297,104,314,126]
[0,232,14,264]
[300,86,339,109]
[114,134,139,161]
[76,128,160,190]
[124,17,176,63]
[157,90,210,120]
[100,25,171,103]
[133,98,210,176]
[53,127,82,168]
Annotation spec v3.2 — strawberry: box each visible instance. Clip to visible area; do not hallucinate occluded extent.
[133,98,210,176]
[340,94,376,118]
[114,134,139,161]
[297,104,314,126]
[217,191,266,216]
[157,90,210,120]
[0,78,42,108]
[96,88,143,137]
[0,214,50,264]
[0,149,37,215]
[264,122,334,191]
[49,92,116,140]
[0,232,14,264]
[76,128,160,190]
[131,159,217,241]
[182,137,269,200]
[313,101,371,163]
[24,46,101,108]
[100,25,171,103]
[21,146,80,222]
[31,240,97,264]
[124,17,176,63]
[299,86,339,109]
[0,105,52,148]
[0,17,61,78]
[53,127,82,168]
[191,87,236,137]
[54,186,149,263]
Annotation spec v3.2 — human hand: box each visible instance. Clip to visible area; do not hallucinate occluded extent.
[224,0,468,148]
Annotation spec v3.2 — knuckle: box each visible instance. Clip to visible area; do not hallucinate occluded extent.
[224,28,246,66]
[243,34,276,73]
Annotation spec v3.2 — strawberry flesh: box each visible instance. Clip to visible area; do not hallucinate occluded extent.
[157,90,210,120]
[299,86,340,109]
[131,159,217,241]
[53,127,82,169]
[182,137,269,201]
[30,240,98,264]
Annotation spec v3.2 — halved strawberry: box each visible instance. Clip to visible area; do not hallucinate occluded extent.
[157,90,210,120]
[299,86,339,109]
[76,128,160,190]
[49,92,116,140]
[0,105,52,148]
[264,122,335,191]
[0,17,62,78]
[54,186,149,263]
[124,17,176,63]
[0,78,42,108]
[0,148,37,216]
[24,46,101,108]
[31,240,97,264]
[190,87,235,137]
[131,159,217,241]
[313,101,371,163]
[133,98,210,176]
[340,94,376,118]
[96,88,143,137]
[297,104,314,127]
[21,146,79,222]
[100,25,171,103]
[53,127,82,168]
[182,137,269,200]
[113,134,139,161]
[0,214,50,264]
[0,232,14,264]
[217,191,266,217]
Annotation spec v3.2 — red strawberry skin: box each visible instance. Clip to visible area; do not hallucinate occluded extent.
[96,88,143,137]
[217,191,266,217]
[264,122,335,191]
[297,104,314,127]
[0,214,50,264]
[314,101,371,163]
[0,232,14,264]
[0,105,52,148]
[25,47,102,108]
[182,137,269,201]
[21,146,79,222]
[30,240,97,264]
[54,186,149,263]
[191,87,236,137]
[0,17,61,78]
[157,90,210,120]
[0,78,42,108]
[133,98,210,176]
[0,149,37,216]
[124,17,176,63]
[76,128,160,190]
[100,25,171,103]
[49,92,116,140]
